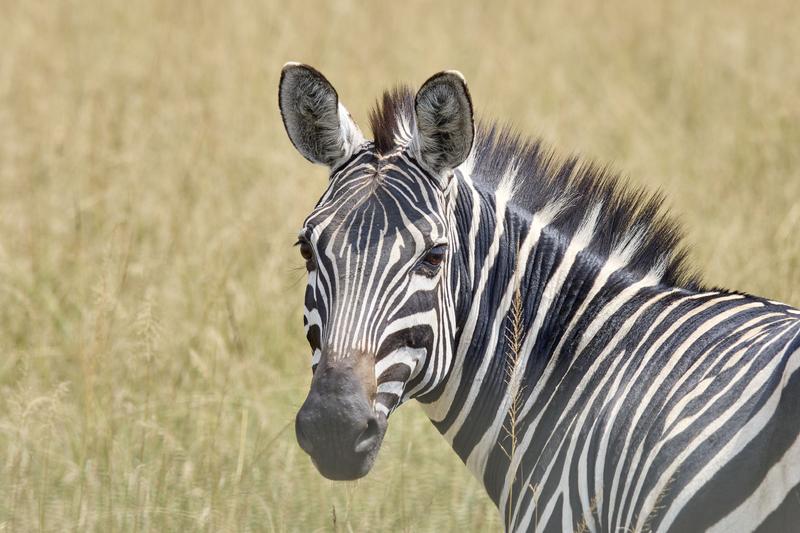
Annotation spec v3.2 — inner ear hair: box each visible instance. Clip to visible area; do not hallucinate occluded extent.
[413,71,475,177]
[279,63,362,168]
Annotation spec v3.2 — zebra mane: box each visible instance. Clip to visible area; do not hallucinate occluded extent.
[368,86,703,290]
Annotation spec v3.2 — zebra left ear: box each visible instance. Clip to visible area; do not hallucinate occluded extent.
[412,71,475,178]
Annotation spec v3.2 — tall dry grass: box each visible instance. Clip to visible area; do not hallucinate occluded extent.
[0,0,797,531]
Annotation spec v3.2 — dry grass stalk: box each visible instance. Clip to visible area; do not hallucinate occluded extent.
[501,272,526,528]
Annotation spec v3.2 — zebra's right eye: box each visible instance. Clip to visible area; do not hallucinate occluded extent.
[297,240,316,271]
[299,242,312,261]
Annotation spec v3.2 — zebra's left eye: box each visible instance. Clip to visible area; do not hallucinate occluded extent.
[421,244,447,268]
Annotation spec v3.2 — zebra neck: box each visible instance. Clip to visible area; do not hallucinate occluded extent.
[418,172,685,494]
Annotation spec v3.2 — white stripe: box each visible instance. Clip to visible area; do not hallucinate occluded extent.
[465,179,482,285]
[376,381,405,397]
[375,347,426,377]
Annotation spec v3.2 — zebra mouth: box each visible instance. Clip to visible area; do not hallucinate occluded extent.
[301,412,388,481]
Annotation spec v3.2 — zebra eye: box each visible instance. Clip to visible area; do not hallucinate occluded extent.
[297,240,316,271]
[422,244,447,268]
[299,242,312,261]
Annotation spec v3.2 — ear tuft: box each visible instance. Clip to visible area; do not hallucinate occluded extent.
[279,63,364,168]
[412,71,474,176]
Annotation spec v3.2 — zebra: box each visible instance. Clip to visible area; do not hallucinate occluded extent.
[278,63,800,532]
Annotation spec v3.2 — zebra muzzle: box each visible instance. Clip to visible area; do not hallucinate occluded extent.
[295,359,387,481]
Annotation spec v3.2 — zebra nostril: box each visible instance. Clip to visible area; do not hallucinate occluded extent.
[354,416,381,454]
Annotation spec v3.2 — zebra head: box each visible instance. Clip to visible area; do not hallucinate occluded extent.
[279,63,474,480]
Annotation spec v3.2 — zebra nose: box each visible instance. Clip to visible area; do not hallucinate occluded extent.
[294,363,388,480]
[354,414,386,454]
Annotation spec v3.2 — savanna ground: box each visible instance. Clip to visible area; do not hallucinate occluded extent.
[1,0,798,531]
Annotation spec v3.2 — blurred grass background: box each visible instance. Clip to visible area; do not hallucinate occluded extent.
[0,0,798,531]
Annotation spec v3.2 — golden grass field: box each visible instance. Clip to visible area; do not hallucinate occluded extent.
[1,0,798,531]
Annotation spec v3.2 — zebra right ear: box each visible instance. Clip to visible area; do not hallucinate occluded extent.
[412,71,475,178]
[279,63,365,169]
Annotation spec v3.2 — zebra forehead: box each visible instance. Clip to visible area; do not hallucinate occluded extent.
[304,157,446,244]
[304,195,444,254]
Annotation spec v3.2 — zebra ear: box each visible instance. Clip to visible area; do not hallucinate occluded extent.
[412,71,475,177]
[279,63,365,168]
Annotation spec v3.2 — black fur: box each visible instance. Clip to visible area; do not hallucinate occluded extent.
[369,86,415,154]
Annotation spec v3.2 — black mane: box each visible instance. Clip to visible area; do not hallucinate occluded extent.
[369,86,703,290]
[369,86,416,154]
